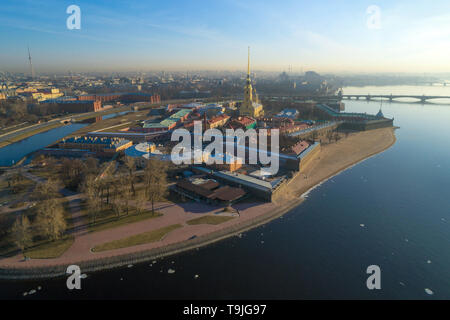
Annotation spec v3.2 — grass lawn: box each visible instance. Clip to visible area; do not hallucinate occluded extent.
[92,224,182,252]
[87,208,163,234]
[0,176,35,205]
[186,215,234,225]
[24,236,74,259]
[29,167,60,179]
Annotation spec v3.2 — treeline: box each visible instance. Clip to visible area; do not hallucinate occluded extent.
[0,100,39,127]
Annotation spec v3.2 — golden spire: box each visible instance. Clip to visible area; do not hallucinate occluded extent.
[247,46,250,76]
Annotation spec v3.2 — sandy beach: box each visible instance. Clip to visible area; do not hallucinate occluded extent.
[275,127,397,203]
[0,127,396,279]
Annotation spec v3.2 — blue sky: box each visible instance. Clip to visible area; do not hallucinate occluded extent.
[1,0,450,73]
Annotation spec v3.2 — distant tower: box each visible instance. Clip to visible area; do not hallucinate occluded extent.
[28,46,35,79]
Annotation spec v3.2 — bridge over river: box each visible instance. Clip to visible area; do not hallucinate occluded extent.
[262,94,450,103]
[342,94,450,103]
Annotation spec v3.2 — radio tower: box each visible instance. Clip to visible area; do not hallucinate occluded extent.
[28,46,35,79]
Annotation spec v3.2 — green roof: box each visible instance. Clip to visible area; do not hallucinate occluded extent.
[142,109,191,129]
[169,109,191,120]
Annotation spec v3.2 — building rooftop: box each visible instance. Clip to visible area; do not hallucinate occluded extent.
[276,109,299,119]
[42,99,96,104]
[169,108,191,120]
[208,114,230,125]
[193,166,274,193]
[62,136,131,149]
[291,141,310,156]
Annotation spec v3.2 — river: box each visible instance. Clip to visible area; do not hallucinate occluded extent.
[0,124,86,167]
[0,86,449,299]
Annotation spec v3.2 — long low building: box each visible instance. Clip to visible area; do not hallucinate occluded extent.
[135,108,192,133]
[41,99,104,113]
[58,136,132,153]
[192,166,283,201]
[78,92,161,104]
[172,178,246,206]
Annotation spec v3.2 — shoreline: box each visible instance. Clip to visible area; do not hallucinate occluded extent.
[0,127,397,280]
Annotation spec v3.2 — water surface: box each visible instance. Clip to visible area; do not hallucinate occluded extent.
[0,124,86,166]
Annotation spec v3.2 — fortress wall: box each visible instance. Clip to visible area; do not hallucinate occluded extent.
[300,143,321,173]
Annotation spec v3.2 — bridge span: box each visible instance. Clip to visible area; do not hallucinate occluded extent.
[342,94,450,102]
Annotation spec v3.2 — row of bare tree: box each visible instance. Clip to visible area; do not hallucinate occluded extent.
[10,179,67,254]
[9,156,169,254]
[81,156,168,224]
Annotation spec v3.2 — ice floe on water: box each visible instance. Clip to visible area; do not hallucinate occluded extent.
[127,264,133,268]
[360,224,365,228]
[80,274,87,279]
[425,288,434,295]
[427,260,432,264]
[399,282,405,287]
[28,289,36,295]
[194,274,199,279]
[168,269,175,274]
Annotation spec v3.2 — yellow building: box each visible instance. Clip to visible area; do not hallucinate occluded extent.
[240,47,264,118]
[32,88,64,102]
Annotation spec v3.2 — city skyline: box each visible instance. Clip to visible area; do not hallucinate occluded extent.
[1,0,450,73]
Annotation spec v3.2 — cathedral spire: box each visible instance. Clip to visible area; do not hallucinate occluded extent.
[247,46,250,77]
[240,47,264,118]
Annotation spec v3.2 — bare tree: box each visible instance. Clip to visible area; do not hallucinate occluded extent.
[124,156,136,196]
[60,158,86,190]
[135,189,147,215]
[32,178,60,201]
[10,215,32,254]
[110,177,128,218]
[143,159,168,214]
[82,175,102,224]
[326,130,334,143]
[334,131,341,143]
[35,199,67,241]
[83,157,99,177]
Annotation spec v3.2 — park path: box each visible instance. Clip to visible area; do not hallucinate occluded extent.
[13,170,87,234]
[0,198,276,268]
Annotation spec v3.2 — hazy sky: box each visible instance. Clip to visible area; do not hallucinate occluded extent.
[1,0,450,73]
